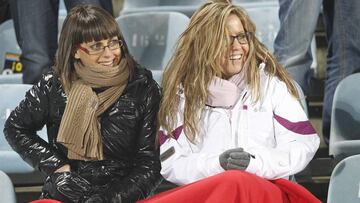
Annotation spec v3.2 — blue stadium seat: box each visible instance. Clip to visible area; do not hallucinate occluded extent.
[120,0,205,17]
[0,74,22,84]
[0,20,22,74]
[58,15,66,34]
[293,80,308,116]
[151,70,163,86]
[0,16,65,80]
[59,0,67,16]
[329,73,360,161]
[117,12,190,70]
[327,154,360,203]
[243,1,317,76]
[120,0,277,17]
[0,170,16,203]
[0,84,48,174]
[119,1,317,71]
[243,2,279,52]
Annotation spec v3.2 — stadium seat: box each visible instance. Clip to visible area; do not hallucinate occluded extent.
[120,0,278,17]
[59,0,67,16]
[243,2,279,52]
[0,74,22,84]
[119,1,317,71]
[0,170,16,203]
[0,20,22,74]
[58,15,66,34]
[0,84,48,174]
[327,154,360,203]
[329,73,360,161]
[151,70,163,86]
[120,0,205,17]
[293,80,308,116]
[117,12,190,70]
[0,16,65,78]
[243,1,317,77]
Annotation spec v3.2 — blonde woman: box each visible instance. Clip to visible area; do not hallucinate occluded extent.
[140,1,320,202]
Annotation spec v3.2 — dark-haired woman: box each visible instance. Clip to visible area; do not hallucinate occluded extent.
[4,5,161,203]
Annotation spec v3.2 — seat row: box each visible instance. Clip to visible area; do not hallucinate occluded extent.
[0,154,358,203]
[1,1,317,73]
[0,77,354,203]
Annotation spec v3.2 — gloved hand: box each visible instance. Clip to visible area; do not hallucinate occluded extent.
[42,171,92,203]
[55,172,92,202]
[219,148,251,170]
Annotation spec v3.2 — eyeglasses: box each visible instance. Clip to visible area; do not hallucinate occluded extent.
[77,39,123,55]
[229,32,252,45]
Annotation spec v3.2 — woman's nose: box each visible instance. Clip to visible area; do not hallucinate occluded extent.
[101,47,115,57]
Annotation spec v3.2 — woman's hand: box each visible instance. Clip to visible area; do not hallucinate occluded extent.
[42,170,92,202]
[219,148,251,170]
[54,164,71,173]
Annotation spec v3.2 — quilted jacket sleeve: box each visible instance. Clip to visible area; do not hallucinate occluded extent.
[4,73,69,176]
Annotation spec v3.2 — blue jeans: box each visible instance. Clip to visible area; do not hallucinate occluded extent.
[322,0,360,143]
[275,0,360,144]
[9,0,113,84]
[274,0,322,95]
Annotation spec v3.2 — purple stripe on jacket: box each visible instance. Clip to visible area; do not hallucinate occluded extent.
[273,113,316,135]
[159,125,183,146]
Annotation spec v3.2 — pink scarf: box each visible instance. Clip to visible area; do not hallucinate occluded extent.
[206,70,247,108]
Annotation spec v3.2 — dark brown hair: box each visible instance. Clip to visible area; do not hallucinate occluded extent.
[54,4,135,92]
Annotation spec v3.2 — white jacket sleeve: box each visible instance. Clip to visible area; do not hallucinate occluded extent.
[245,80,320,179]
[160,137,224,186]
[159,109,227,186]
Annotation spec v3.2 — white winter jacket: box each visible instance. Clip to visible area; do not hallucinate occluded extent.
[159,73,320,186]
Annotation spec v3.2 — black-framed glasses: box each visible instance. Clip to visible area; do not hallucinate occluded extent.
[229,32,252,45]
[77,39,123,55]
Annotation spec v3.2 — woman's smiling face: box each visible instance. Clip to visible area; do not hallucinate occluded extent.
[221,14,250,79]
[75,37,122,67]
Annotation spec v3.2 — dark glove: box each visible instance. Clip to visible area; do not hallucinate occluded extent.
[43,172,92,203]
[56,172,92,202]
[219,148,251,170]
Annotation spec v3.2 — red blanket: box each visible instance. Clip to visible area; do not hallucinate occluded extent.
[138,170,321,203]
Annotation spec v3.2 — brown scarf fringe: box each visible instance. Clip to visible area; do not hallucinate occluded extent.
[57,60,129,160]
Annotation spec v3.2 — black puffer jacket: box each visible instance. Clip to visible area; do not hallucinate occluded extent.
[4,67,162,203]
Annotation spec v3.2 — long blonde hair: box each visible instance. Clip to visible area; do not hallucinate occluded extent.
[158,1,298,141]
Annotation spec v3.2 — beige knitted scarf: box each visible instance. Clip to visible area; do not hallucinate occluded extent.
[57,59,129,160]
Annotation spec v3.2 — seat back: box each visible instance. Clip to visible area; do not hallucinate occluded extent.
[151,70,163,86]
[0,84,47,173]
[293,80,308,116]
[0,20,22,74]
[327,154,360,203]
[122,0,203,9]
[0,170,16,203]
[59,0,67,16]
[242,2,279,52]
[119,1,317,73]
[117,12,190,70]
[0,84,33,150]
[0,74,23,84]
[329,73,360,159]
[244,1,317,82]
[121,0,205,17]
